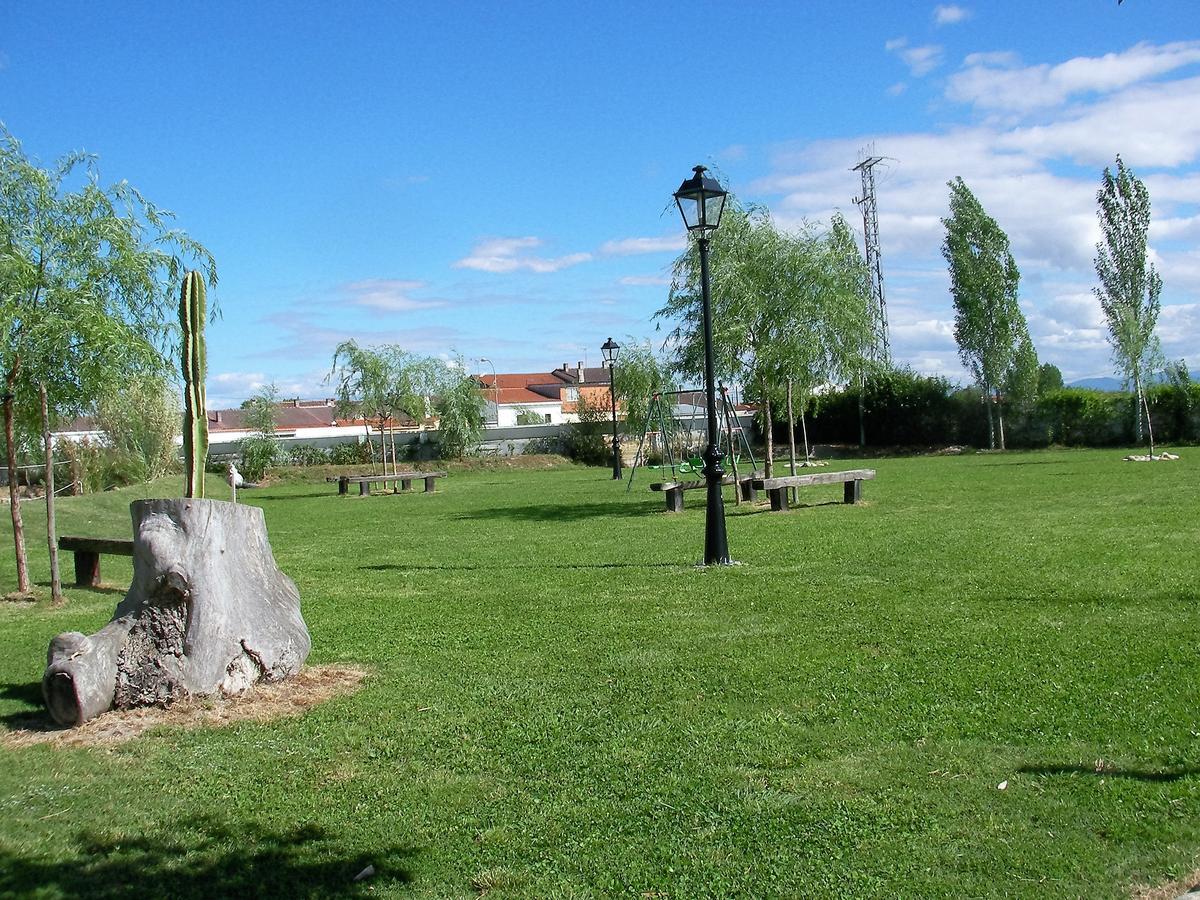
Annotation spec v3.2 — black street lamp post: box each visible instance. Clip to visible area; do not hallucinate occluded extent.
[673,165,731,566]
[601,337,621,480]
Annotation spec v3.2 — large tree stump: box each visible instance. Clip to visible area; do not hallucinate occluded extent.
[43,499,310,726]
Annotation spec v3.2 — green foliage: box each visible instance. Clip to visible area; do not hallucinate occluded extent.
[3,453,1200,896]
[1095,155,1163,451]
[180,271,209,497]
[241,383,279,436]
[328,343,483,460]
[57,438,147,493]
[561,394,611,465]
[1003,333,1040,409]
[329,440,374,466]
[236,383,282,479]
[94,375,182,482]
[658,198,875,471]
[235,435,278,482]
[285,444,332,467]
[514,407,545,426]
[809,368,980,446]
[522,436,562,455]
[942,177,1033,449]
[433,358,485,459]
[0,127,214,589]
[1037,363,1064,393]
[610,340,676,439]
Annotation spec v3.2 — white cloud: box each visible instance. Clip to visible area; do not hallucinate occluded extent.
[995,75,1200,167]
[750,40,1200,382]
[600,235,686,255]
[934,4,970,25]
[948,40,1200,113]
[206,370,333,409]
[619,274,672,287]
[342,279,445,312]
[886,37,944,77]
[886,82,907,97]
[453,236,591,273]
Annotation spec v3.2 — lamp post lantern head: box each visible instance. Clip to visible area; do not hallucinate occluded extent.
[674,165,727,233]
[601,337,620,366]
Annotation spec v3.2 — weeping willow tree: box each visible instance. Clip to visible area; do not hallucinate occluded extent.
[610,339,677,442]
[0,128,214,601]
[771,213,875,468]
[328,343,483,465]
[657,199,875,477]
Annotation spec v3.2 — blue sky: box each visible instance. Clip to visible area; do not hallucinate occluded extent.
[3,1,1197,405]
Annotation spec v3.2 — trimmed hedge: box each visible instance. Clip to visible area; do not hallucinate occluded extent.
[798,370,1200,449]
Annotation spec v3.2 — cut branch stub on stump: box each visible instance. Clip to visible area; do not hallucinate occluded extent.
[43,498,310,727]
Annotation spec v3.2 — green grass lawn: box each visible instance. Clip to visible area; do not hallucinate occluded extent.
[1,449,1198,898]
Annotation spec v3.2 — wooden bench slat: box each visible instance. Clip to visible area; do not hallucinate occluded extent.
[346,471,446,483]
[59,536,134,588]
[59,537,135,556]
[649,471,764,512]
[753,468,876,491]
[649,471,762,492]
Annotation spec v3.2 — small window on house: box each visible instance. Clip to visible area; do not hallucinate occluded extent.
[544,413,552,423]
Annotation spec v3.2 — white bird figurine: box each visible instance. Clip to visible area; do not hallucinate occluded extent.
[226,463,259,502]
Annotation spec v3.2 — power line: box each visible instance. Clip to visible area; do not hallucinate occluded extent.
[852,154,892,366]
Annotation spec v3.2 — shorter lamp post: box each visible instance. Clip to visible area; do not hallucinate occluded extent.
[478,357,498,425]
[601,337,621,479]
[673,165,731,566]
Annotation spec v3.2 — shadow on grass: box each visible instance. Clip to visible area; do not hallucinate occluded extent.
[257,491,340,501]
[361,561,685,572]
[455,501,658,523]
[731,499,846,515]
[976,460,1068,467]
[0,681,58,732]
[0,816,417,899]
[1019,764,1200,782]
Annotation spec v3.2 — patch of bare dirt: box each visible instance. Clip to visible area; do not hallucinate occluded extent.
[1131,867,1200,899]
[2,663,368,750]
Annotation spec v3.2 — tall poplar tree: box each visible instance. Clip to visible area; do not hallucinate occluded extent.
[1094,156,1163,455]
[942,177,1030,450]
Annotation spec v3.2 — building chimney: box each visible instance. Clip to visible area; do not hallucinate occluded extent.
[562,362,569,373]
[577,361,585,382]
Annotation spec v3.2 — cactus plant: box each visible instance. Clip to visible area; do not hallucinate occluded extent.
[180,271,208,498]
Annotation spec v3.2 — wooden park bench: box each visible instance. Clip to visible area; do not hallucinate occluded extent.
[334,472,447,496]
[649,471,764,513]
[58,536,134,587]
[752,468,876,512]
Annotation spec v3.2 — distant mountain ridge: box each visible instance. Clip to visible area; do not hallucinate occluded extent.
[1067,376,1125,391]
[1066,373,1191,392]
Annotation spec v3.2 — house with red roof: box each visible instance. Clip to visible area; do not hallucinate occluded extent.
[476,361,618,427]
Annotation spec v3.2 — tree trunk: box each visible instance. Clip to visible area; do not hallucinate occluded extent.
[5,362,29,594]
[786,380,798,504]
[995,390,1006,451]
[364,422,377,473]
[1131,375,1144,444]
[786,380,797,477]
[858,372,866,448]
[761,376,774,478]
[43,498,310,725]
[983,383,996,450]
[39,385,62,605]
[801,408,811,462]
[725,402,741,506]
[1135,373,1155,456]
